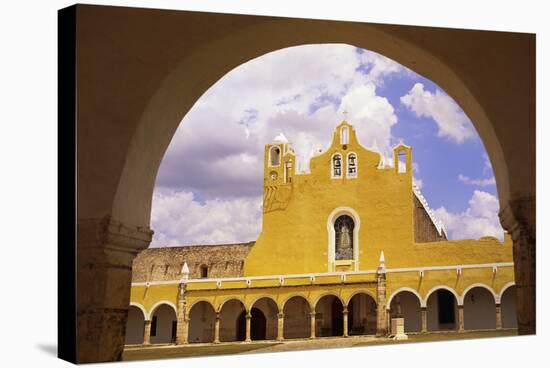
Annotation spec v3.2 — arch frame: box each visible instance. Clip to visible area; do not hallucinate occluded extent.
[129,302,148,320]
[147,300,178,321]
[386,287,424,309]
[423,285,461,307]
[459,283,497,305]
[281,293,312,313]
[498,281,516,304]
[345,290,378,306]
[327,206,361,272]
[248,295,280,313]
[313,292,346,310]
[187,299,217,315]
[217,297,248,314]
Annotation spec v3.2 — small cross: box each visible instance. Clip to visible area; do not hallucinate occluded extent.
[342,106,348,121]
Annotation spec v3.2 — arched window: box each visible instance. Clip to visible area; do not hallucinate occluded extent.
[397,150,407,173]
[347,153,357,177]
[269,146,281,166]
[334,215,354,260]
[332,154,342,178]
[199,264,208,278]
[340,127,349,145]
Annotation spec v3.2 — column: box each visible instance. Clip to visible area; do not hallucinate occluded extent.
[496,303,503,330]
[343,306,349,337]
[421,307,428,333]
[75,218,153,362]
[143,320,151,345]
[175,283,188,345]
[499,198,536,335]
[457,305,464,332]
[277,312,284,341]
[309,311,316,339]
[214,312,221,343]
[245,312,252,342]
[376,272,388,336]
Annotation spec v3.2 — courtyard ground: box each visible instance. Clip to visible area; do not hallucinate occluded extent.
[123,329,517,361]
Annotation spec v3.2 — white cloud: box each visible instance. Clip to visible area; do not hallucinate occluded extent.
[400,83,476,144]
[434,190,504,241]
[458,174,496,186]
[150,188,262,246]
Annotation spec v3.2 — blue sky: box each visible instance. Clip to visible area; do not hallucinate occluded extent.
[151,44,503,246]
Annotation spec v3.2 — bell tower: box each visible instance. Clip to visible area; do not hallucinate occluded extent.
[264,133,295,186]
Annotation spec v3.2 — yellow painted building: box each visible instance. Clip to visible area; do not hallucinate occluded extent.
[125,120,516,346]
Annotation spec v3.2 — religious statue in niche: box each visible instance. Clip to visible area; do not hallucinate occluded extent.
[335,215,354,260]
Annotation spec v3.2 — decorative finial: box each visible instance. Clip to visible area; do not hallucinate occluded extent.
[377,251,386,274]
[180,262,190,282]
[342,106,348,121]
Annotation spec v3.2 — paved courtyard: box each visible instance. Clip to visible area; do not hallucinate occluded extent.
[123,329,517,361]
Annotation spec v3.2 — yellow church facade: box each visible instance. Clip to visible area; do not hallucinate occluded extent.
[125,121,516,346]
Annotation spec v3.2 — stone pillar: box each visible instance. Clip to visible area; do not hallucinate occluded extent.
[245,312,252,342]
[457,305,465,332]
[214,312,221,344]
[143,320,151,345]
[376,273,388,336]
[277,312,284,341]
[421,307,428,333]
[499,198,536,335]
[496,303,503,330]
[343,307,349,337]
[76,218,153,363]
[309,311,316,339]
[175,283,188,345]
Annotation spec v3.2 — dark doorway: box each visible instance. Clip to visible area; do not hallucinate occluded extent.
[236,311,246,341]
[251,308,267,340]
[437,290,456,329]
[331,298,344,336]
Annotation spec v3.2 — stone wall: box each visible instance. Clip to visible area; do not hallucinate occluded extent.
[131,242,254,282]
[413,194,447,243]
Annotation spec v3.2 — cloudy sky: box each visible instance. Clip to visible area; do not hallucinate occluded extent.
[151,44,503,247]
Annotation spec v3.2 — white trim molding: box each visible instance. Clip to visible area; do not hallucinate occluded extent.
[129,302,148,320]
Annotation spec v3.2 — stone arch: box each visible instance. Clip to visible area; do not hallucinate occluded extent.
[327,206,361,272]
[388,290,423,332]
[217,296,248,314]
[250,297,279,340]
[424,285,461,307]
[387,287,424,309]
[347,292,377,335]
[459,283,497,305]
[462,286,497,330]
[218,298,246,342]
[283,295,311,339]
[315,294,345,337]
[149,303,177,344]
[129,302,147,320]
[425,286,459,332]
[70,9,535,361]
[125,304,145,345]
[313,292,345,309]
[280,293,311,312]
[498,282,516,304]
[147,300,177,321]
[188,301,216,343]
[500,284,518,329]
[248,295,280,313]
[345,290,377,306]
